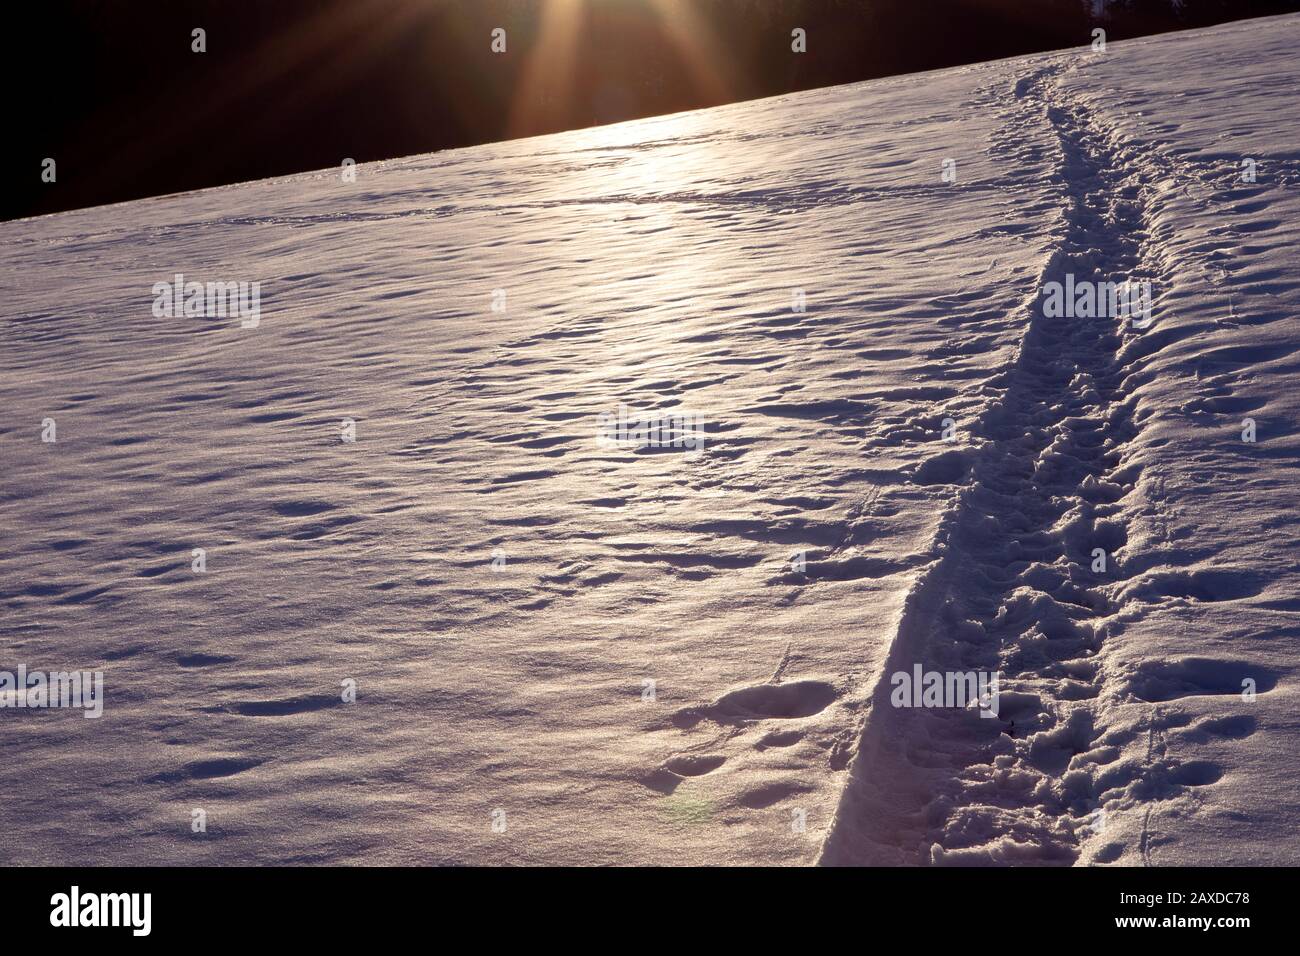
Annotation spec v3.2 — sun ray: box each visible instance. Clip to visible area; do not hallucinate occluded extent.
[507,0,587,138]
[645,0,741,106]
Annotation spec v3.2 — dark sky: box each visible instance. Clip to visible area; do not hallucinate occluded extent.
[5,0,1298,221]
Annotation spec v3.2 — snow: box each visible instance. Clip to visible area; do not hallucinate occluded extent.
[2,13,1297,866]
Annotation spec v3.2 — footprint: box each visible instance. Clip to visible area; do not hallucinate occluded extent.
[788,553,911,584]
[1125,568,1264,604]
[1169,761,1223,787]
[911,450,972,486]
[1194,715,1257,740]
[663,754,726,776]
[1129,658,1278,703]
[1163,569,1263,602]
[676,680,839,727]
[1181,394,1265,416]
[1197,342,1295,369]
[756,729,804,750]
[736,781,813,809]
[640,754,725,795]
[1093,842,1125,863]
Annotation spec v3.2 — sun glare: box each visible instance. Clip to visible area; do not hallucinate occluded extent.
[508,0,739,138]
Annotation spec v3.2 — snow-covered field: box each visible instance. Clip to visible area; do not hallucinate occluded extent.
[2,14,1297,866]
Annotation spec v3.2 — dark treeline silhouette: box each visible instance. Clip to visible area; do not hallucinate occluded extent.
[6,0,1298,220]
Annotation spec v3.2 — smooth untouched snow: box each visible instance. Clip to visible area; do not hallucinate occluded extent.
[1,14,1297,866]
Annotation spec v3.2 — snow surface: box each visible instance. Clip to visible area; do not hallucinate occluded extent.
[2,14,1298,866]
